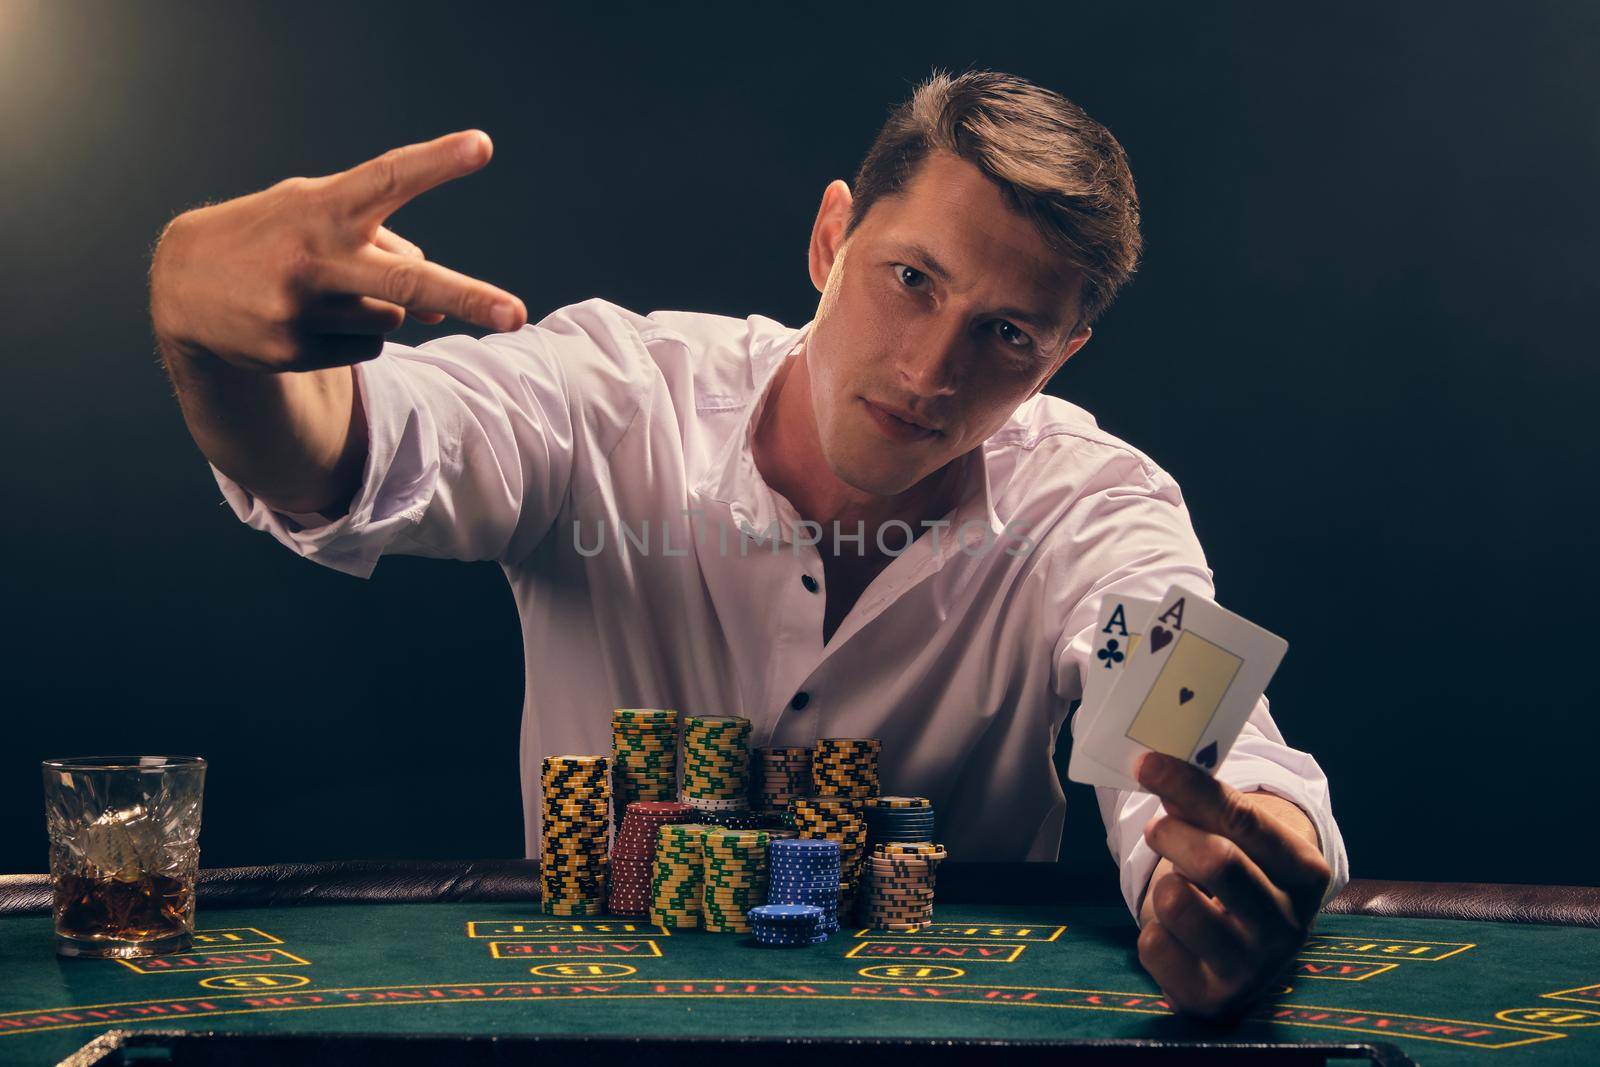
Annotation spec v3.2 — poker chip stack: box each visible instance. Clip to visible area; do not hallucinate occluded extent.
[789,796,868,916]
[650,822,715,928]
[700,827,770,933]
[865,796,937,849]
[539,755,611,917]
[681,716,752,814]
[812,737,880,799]
[765,837,842,933]
[696,808,769,832]
[747,904,827,947]
[607,800,694,916]
[752,746,813,812]
[610,709,680,831]
[863,842,947,930]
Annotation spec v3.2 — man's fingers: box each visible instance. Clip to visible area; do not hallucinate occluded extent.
[1136,920,1211,1012]
[370,227,445,324]
[1143,813,1288,932]
[326,129,494,228]
[316,245,526,332]
[283,330,387,371]
[1148,872,1255,981]
[298,293,408,336]
[1138,753,1324,895]
[373,225,423,259]
[1139,920,1254,1021]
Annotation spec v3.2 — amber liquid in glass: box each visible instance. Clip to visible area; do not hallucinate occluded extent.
[53,871,194,944]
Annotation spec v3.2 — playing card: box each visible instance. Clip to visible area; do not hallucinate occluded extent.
[1076,582,1288,788]
[1067,593,1157,790]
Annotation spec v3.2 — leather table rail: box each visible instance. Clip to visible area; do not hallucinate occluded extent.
[2,860,1596,925]
[0,859,540,917]
[1321,876,1600,927]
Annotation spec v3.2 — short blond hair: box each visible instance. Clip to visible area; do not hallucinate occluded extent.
[846,68,1143,329]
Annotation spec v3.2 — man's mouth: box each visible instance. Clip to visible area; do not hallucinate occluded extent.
[860,397,938,442]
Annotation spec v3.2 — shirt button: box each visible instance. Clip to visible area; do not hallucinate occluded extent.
[790,691,810,710]
[801,574,819,593]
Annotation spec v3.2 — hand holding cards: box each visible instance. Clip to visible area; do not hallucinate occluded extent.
[1068,584,1287,792]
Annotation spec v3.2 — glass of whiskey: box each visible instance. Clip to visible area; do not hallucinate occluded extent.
[41,755,207,958]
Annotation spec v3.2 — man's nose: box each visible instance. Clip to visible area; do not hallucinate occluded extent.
[894,314,965,397]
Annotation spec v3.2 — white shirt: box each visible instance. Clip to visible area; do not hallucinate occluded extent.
[210,297,1350,917]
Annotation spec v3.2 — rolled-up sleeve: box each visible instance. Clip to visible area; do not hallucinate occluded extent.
[210,298,651,578]
[1049,454,1350,921]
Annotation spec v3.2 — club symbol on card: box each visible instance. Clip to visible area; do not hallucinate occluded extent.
[1148,626,1173,653]
[1096,639,1124,669]
[1193,741,1218,769]
[1178,687,1194,704]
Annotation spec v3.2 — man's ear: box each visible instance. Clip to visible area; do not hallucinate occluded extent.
[809,180,853,294]
[1029,323,1093,398]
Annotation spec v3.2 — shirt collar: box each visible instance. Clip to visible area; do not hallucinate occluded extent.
[693,319,1006,554]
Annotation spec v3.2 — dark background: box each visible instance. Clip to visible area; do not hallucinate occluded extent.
[3,0,1596,889]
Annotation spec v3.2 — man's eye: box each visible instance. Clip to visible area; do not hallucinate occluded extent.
[895,264,926,288]
[994,321,1033,349]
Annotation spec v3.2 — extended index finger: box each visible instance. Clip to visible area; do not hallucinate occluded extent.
[1137,753,1323,893]
[325,129,494,226]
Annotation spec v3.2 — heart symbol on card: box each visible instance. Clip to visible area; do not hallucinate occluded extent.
[1149,626,1173,653]
[1178,687,1194,704]
[1194,741,1218,769]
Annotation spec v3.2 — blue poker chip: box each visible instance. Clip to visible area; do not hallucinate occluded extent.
[769,861,840,872]
[752,930,823,940]
[768,897,837,907]
[767,900,835,916]
[749,905,824,923]
[754,933,830,947]
[770,874,837,882]
[768,859,838,867]
[771,839,840,853]
[770,859,840,869]
[766,898,835,909]
[769,870,839,880]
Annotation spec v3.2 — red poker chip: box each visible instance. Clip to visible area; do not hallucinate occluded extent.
[629,801,694,816]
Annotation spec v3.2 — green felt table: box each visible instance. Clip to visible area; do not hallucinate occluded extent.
[1,865,1598,1066]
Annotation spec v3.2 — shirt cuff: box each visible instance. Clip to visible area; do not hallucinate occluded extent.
[209,356,439,579]
[1122,771,1351,926]
[1220,763,1351,910]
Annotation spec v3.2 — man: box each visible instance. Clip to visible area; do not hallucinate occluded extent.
[150,69,1346,1018]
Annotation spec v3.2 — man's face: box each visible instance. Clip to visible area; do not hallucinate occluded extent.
[804,151,1094,497]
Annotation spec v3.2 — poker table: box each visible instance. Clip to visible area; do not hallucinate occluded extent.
[1,862,1597,1066]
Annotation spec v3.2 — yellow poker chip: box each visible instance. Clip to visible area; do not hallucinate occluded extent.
[538,753,614,917]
